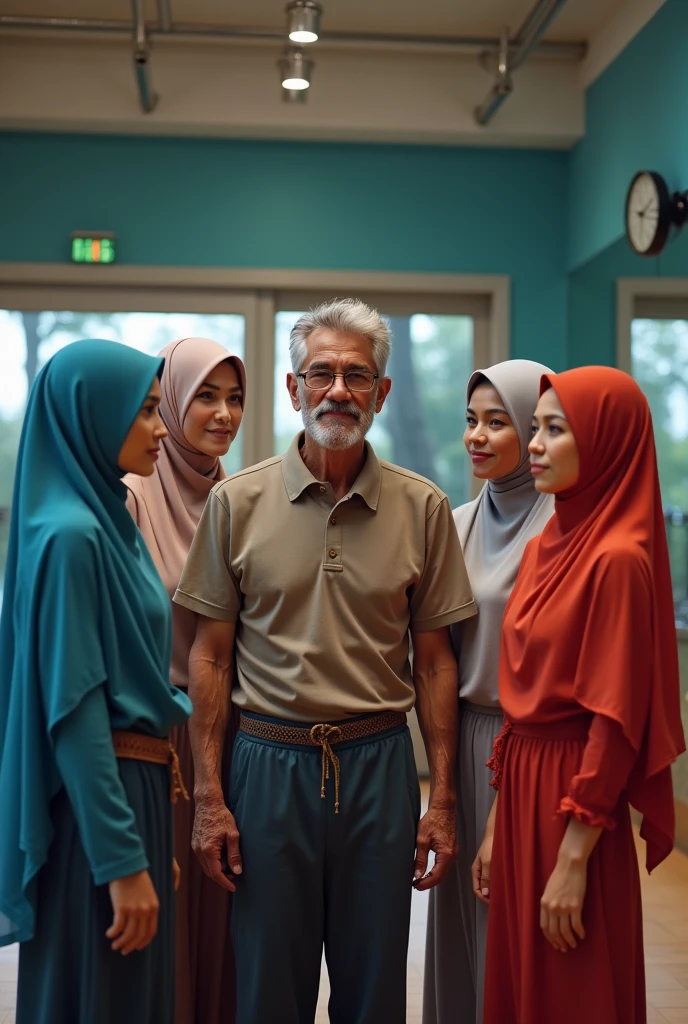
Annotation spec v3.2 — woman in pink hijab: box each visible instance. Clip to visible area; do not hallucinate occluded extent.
[124,337,246,1024]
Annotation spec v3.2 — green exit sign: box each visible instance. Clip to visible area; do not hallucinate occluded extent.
[71,232,116,264]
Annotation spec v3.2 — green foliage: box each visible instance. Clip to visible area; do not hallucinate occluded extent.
[632,319,688,618]
[374,315,473,508]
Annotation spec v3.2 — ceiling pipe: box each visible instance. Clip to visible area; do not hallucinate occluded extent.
[474,0,570,126]
[157,0,172,33]
[0,14,585,59]
[475,25,512,124]
[131,0,157,113]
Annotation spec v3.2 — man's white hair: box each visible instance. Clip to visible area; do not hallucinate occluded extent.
[289,298,392,376]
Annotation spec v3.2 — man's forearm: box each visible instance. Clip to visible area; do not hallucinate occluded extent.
[414,660,459,807]
[188,640,232,803]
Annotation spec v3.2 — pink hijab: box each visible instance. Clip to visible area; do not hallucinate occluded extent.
[125,336,246,686]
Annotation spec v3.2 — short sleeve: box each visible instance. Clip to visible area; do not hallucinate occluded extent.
[409,497,476,632]
[174,489,241,622]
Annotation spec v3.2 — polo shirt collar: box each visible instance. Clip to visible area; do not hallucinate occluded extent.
[281,432,381,511]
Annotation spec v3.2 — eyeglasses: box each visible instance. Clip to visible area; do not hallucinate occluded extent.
[297,369,379,392]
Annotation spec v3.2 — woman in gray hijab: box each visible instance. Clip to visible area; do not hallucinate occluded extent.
[423,359,554,1024]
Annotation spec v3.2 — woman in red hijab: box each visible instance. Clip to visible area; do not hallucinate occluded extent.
[478,366,685,1023]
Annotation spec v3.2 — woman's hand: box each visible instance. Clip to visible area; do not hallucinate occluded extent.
[540,855,587,952]
[540,816,601,952]
[472,794,497,905]
[173,857,181,892]
[471,831,494,905]
[106,869,160,955]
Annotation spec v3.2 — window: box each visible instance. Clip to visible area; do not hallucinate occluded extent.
[274,310,475,509]
[0,309,245,589]
[631,317,688,627]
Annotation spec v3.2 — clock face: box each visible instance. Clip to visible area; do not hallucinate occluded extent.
[625,171,670,256]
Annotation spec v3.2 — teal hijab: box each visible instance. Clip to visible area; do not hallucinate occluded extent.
[0,340,191,945]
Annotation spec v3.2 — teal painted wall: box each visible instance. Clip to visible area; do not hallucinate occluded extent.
[566,0,688,366]
[567,230,688,368]
[0,132,569,368]
[568,0,688,270]
[2,0,688,370]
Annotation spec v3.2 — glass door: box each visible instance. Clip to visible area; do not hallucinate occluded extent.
[274,293,490,508]
[0,305,249,595]
[631,315,688,628]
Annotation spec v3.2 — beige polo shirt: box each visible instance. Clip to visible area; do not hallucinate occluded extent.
[174,433,476,722]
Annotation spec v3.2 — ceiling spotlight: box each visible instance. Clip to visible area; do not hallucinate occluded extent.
[286,1,322,44]
[279,48,313,91]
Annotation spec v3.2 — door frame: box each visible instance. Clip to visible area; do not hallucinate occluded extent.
[616,276,688,374]
[0,262,510,466]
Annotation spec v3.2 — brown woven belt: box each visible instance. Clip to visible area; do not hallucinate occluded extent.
[239,710,406,814]
[112,730,189,805]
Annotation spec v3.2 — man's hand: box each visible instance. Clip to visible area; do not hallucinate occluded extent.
[411,625,460,891]
[192,796,242,893]
[413,802,458,891]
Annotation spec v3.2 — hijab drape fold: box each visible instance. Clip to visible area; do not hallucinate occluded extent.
[500,366,685,870]
[0,340,191,945]
[124,337,246,687]
[453,360,554,705]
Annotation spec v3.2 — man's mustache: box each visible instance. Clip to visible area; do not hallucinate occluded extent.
[316,401,361,421]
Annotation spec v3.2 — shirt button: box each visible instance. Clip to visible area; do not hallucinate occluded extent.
[319,485,326,493]
[330,517,337,525]
[329,549,337,558]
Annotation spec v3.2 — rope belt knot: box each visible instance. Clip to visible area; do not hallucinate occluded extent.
[309,723,342,813]
[238,710,407,815]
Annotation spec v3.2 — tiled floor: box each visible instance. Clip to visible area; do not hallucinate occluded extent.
[1,821,687,1024]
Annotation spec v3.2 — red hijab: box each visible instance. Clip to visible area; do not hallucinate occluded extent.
[500,366,685,870]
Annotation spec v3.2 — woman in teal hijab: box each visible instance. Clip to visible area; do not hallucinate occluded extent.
[0,340,192,1024]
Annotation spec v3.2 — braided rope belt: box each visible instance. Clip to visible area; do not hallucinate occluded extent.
[112,730,189,804]
[239,711,406,814]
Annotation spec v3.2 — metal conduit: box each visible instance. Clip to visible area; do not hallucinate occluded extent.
[131,0,157,112]
[157,0,172,33]
[474,0,571,126]
[0,13,585,59]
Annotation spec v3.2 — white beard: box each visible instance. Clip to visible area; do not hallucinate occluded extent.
[299,392,376,451]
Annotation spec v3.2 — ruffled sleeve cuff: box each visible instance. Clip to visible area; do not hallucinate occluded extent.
[487,719,512,791]
[557,795,617,830]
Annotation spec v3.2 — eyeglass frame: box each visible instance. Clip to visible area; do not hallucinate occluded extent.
[296,369,380,392]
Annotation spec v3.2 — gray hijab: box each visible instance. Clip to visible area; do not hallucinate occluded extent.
[452,359,555,706]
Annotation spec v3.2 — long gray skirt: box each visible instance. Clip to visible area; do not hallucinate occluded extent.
[423,701,503,1024]
[16,759,175,1024]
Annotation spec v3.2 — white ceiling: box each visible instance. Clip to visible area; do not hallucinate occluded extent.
[0,0,629,42]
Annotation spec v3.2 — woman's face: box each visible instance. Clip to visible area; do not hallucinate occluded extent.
[464,382,522,480]
[182,360,244,457]
[118,376,168,476]
[529,387,580,493]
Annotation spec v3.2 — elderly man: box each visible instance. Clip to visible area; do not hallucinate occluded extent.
[174,298,476,1024]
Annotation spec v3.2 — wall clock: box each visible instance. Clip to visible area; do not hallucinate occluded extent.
[625,171,687,257]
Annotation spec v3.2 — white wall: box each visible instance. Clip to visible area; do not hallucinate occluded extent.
[0,35,584,147]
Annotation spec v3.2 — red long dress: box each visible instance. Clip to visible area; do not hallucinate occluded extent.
[483,367,685,1024]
